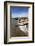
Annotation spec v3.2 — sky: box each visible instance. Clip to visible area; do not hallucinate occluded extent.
[10,7,29,18]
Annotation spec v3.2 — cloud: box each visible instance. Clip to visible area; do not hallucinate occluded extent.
[11,12,28,18]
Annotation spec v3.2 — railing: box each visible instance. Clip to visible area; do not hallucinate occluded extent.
[16,20,28,26]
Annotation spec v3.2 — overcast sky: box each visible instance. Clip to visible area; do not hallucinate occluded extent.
[10,7,29,18]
